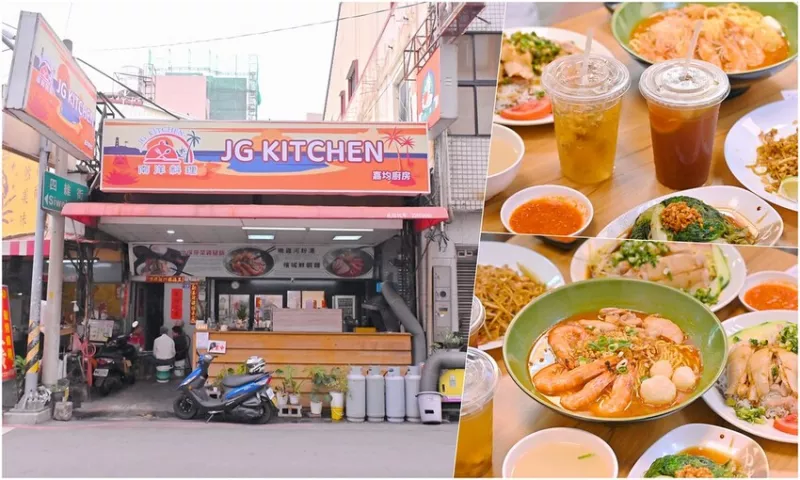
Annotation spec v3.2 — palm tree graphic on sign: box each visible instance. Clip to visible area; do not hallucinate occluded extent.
[184,131,201,164]
[381,128,414,185]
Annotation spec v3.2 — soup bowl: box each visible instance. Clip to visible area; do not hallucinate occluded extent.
[610,2,798,97]
[503,278,728,423]
[485,124,525,201]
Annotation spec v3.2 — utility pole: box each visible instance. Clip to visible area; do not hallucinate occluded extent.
[41,39,73,387]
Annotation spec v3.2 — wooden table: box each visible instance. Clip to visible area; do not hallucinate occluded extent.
[476,235,798,477]
[482,7,798,247]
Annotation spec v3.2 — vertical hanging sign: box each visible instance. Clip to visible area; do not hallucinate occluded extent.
[170,288,184,321]
[2,287,16,382]
[189,283,199,325]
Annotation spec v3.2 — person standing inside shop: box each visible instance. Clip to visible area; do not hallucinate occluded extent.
[172,325,189,363]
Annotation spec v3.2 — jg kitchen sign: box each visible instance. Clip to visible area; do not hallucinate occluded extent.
[41,171,88,213]
[129,244,375,281]
[101,120,430,195]
[5,12,97,162]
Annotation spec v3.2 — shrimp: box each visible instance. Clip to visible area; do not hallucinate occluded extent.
[643,315,684,344]
[697,37,723,68]
[578,320,619,333]
[601,308,642,327]
[560,371,616,411]
[548,324,589,368]
[595,373,634,416]
[532,358,618,395]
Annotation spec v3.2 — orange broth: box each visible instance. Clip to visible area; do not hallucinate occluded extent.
[509,197,585,235]
[743,282,799,311]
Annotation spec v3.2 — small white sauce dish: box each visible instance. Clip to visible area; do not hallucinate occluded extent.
[738,270,798,312]
[500,185,593,236]
[485,124,525,201]
[502,427,618,478]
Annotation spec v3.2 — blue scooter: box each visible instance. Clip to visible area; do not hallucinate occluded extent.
[173,353,277,424]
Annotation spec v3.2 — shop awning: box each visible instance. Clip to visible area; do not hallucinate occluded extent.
[60,203,449,244]
[2,233,92,257]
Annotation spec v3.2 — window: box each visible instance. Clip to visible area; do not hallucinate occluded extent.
[394,67,416,122]
[449,33,500,136]
[339,91,346,119]
[347,60,359,100]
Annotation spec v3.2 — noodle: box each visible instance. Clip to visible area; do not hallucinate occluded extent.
[746,128,798,194]
[474,264,548,345]
[629,3,789,73]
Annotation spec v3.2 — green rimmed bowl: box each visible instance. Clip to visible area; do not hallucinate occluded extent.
[610,2,798,97]
[502,278,728,423]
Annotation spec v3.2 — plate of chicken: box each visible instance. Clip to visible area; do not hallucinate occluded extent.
[571,238,747,313]
[702,310,798,443]
[495,27,616,126]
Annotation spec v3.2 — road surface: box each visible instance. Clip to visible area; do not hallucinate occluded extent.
[2,419,458,477]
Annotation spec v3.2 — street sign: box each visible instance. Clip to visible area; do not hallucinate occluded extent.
[40,171,88,213]
[2,286,16,382]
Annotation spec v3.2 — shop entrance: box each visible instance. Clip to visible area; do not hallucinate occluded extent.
[135,282,164,350]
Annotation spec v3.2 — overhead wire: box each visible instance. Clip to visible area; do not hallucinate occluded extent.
[88,2,424,52]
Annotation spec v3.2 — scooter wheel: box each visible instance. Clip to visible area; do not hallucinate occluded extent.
[254,402,275,424]
[173,395,198,420]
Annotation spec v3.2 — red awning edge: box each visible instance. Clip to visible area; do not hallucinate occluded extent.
[61,203,449,231]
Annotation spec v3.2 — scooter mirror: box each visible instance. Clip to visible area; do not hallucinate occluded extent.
[131,321,139,329]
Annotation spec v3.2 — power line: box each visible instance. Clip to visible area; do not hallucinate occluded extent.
[89,3,424,52]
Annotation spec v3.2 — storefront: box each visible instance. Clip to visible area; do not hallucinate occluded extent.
[62,119,448,401]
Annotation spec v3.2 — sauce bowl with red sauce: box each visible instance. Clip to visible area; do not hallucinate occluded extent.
[500,185,593,236]
[739,271,798,312]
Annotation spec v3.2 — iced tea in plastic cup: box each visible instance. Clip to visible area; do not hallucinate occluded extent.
[454,348,500,478]
[542,54,631,184]
[639,59,730,190]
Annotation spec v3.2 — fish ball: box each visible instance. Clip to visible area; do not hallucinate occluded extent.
[672,366,697,392]
[650,359,673,378]
[640,375,677,406]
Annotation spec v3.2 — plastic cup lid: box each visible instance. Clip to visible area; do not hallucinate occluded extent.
[461,347,500,416]
[639,58,730,109]
[542,53,631,104]
[469,296,485,335]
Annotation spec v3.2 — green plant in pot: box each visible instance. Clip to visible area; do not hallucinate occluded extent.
[234,303,248,330]
[276,366,305,406]
[307,366,332,416]
[432,332,465,352]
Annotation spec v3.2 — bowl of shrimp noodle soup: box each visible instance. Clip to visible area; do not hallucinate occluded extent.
[503,278,728,422]
[611,2,798,96]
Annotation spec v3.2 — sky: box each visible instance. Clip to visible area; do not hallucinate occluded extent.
[1,0,340,120]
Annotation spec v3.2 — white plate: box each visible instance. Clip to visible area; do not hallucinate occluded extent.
[701,310,798,444]
[627,423,769,478]
[570,238,746,313]
[494,27,616,127]
[738,270,798,312]
[595,186,784,246]
[725,99,798,212]
[475,240,565,350]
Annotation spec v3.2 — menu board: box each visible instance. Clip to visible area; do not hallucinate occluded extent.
[129,244,375,281]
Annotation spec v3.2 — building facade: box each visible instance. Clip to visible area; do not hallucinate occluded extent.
[324,2,503,340]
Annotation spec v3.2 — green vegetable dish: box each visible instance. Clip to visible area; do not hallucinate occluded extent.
[644,453,745,478]
[628,196,756,245]
[588,240,731,306]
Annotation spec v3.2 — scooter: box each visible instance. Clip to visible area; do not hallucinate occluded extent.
[173,353,278,424]
[93,321,140,396]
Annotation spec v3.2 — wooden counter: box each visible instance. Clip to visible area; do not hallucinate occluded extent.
[481,7,798,247]
[469,235,798,477]
[196,331,412,404]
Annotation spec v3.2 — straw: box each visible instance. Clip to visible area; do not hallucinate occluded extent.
[579,28,594,85]
[684,20,703,77]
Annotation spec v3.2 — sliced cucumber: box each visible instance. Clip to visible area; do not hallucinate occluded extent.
[708,245,730,300]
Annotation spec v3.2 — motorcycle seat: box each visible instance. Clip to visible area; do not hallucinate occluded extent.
[222,374,266,388]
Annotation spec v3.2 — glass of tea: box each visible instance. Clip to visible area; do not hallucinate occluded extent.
[542,54,631,184]
[639,59,730,190]
[454,348,500,478]
[468,296,485,348]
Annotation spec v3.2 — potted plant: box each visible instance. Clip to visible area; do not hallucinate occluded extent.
[328,367,348,422]
[307,366,331,416]
[274,384,288,407]
[234,303,248,330]
[432,332,466,352]
[276,366,305,405]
